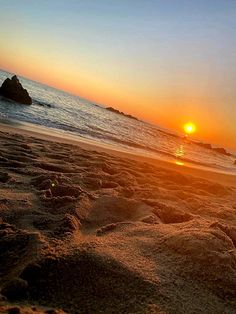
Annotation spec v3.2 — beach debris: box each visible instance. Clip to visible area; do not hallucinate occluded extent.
[0,75,32,105]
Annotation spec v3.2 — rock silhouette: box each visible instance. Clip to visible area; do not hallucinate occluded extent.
[106,107,139,121]
[212,147,231,156]
[0,75,32,105]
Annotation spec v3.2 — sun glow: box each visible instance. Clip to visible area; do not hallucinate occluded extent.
[183,122,196,135]
[175,161,185,166]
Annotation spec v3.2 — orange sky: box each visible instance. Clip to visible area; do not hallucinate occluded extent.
[0,1,236,150]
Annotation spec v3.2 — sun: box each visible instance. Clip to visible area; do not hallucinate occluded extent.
[183,122,196,135]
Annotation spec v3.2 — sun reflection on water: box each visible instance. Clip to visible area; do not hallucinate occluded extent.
[175,160,185,166]
[174,144,185,166]
[174,145,184,158]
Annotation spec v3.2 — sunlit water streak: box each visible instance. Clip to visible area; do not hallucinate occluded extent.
[0,70,235,174]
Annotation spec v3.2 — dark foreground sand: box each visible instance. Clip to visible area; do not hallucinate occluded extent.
[0,127,236,314]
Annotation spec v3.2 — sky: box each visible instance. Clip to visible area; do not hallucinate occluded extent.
[0,0,236,149]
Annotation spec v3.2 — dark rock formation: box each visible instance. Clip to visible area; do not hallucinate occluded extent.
[195,141,231,156]
[0,75,32,105]
[196,142,212,150]
[212,147,231,156]
[106,107,139,121]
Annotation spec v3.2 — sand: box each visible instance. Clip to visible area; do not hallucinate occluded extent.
[0,125,236,314]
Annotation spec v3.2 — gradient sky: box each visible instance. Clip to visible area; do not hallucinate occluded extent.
[0,0,236,149]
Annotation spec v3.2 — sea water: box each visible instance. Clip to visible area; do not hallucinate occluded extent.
[0,69,235,174]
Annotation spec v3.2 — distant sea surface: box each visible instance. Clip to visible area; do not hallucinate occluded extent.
[0,69,235,174]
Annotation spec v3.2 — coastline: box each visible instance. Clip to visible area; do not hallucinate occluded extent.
[0,120,236,187]
[0,122,236,313]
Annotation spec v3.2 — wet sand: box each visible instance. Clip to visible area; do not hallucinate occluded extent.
[0,125,236,313]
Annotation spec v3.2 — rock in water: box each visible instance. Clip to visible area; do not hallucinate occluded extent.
[0,75,32,105]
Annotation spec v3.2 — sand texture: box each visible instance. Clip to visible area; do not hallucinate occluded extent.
[0,129,236,313]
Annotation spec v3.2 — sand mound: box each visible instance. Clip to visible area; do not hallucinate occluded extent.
[0,222,41,286]
[163,224,236,298]
[19,251,158,313]
[86,196,154,227]
[153,202,194,224]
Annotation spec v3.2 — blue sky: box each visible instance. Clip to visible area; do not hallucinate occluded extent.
[0,0,236,147]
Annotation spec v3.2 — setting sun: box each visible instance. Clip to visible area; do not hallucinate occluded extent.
[183,122,196,135]
[0,2,236,313]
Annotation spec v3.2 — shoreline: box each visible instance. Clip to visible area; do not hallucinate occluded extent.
[0,120,236,188]
[0,122,236,313]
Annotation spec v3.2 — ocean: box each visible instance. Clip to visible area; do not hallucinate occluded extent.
[0,69,235,174]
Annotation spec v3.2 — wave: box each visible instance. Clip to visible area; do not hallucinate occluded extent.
[1,69,235,173]
[42,121,235,171]
[32,99,53,108]
[0,95,53,109]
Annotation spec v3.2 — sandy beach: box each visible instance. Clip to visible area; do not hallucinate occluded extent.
[0,125,236,314]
